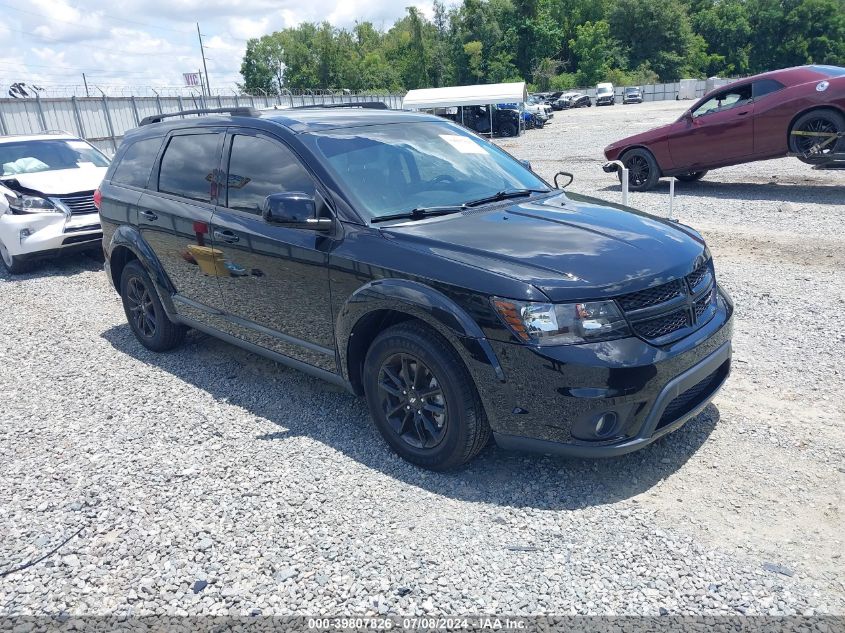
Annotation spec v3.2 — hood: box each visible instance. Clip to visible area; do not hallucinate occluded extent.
[379,192,708,302]
[604,121,680,155]
[0,165,107,196]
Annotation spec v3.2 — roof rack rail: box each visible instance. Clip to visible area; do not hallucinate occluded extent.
[139,107,261,126]
[290,101,389,110]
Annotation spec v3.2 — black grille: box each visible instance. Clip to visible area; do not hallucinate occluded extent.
[633,309,689,339]
[687,262,710,289]
[616,260,716,343]
[617,280,683,311]
[58,194,97,215]
[657,362,728,429]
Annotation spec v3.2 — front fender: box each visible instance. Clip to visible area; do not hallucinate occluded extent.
[336,278,506,386]
[107,224,177,317]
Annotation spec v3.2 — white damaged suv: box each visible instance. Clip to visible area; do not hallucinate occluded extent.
[0,133,109,273]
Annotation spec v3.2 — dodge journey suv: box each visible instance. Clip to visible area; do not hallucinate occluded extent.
[98,106,733,470]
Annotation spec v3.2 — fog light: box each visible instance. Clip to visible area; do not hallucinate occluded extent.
[19,228,33,241]
[594,412,619,439]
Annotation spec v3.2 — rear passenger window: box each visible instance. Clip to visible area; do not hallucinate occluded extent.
[753,79,785,99]
[226,134,315,214]
[111,137,162,188]
[158,133,220,203]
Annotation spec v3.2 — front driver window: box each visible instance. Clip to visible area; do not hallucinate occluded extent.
[692,85,752,118]
[226,134,316,214]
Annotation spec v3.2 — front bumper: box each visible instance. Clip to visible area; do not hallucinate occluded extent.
[1,211,101,260]
[476,287,734,458]
[596,96,615,105]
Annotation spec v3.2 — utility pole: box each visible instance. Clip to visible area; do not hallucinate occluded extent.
[82,73,89,97]
[197,23,211,96]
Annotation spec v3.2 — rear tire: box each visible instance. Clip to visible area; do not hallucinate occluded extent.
[619,148,661,192]
[120,260,186,352]
[0,238,29,274]
[363,322,491,470]
[789,109,845,163]
[676,170,708,182]
[499,122,517,138]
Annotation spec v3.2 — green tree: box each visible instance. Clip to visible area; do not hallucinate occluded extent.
[692,0,752,75]
[463,40,485,80]
[609,0,699,80]
[569,20,615,86]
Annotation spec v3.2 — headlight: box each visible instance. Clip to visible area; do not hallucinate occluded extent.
[8,194,61,214]
[492,298,631,345]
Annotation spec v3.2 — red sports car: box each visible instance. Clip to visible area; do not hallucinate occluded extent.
[604,65,845,191]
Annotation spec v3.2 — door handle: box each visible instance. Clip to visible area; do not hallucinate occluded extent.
[213,229,240,243]
[139,210,158,221]
[737,110,750,116]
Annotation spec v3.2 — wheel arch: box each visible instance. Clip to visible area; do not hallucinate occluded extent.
[786,104,845,144]
[619,144,664,174]
[336,279,505,396]
[107,224,177,316]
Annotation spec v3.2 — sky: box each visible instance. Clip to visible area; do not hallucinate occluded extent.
[0,0,438,96]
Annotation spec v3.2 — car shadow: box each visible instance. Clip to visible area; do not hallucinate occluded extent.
[0,251,103,282]
[599,179,845,205]
[101,324,720,511]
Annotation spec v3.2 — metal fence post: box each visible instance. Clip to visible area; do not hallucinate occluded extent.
[130,96,140,126]
[668,177,676,220]
[156,94,163,114]
[71,96,86,138]
[0,105,9,135]
[217,95,223,108]
[101,95,118,153]
[35,94,48,130]
[177,95,185,117]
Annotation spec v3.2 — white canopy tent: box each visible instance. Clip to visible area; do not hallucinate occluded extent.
[402,82,527,136]
[402,82,527,110]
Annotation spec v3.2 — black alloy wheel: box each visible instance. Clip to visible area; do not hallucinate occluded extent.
[620,148,661,192]
[377,352,448,450]
[789,110,845,162]
[119,260,186,352]
[126,276,157,338]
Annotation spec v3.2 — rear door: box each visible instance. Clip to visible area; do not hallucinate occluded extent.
[668,84,754,167]
[208,128,336,371]
[137,128,227,319]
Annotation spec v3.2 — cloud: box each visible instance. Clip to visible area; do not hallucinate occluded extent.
[0,0,449,94]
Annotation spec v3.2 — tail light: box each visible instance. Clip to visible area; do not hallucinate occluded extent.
[93,187,102,210]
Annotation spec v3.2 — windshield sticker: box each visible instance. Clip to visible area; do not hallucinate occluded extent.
[816,81,829,92]
[439,134,487,154]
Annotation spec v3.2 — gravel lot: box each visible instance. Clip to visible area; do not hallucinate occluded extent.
[1,100,843,620]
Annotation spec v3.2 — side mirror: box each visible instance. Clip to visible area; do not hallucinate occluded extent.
[683,110,693,123]
[519,159,533,172]
[262,192,332,231]
[553,171,574,189]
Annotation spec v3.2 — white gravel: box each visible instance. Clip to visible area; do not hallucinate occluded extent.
[1,100,843,620]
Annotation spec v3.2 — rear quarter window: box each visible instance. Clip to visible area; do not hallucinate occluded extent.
[752,79,785,99]
[110,137,163,188]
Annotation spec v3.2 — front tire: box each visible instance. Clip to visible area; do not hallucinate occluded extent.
[619,148,661,192]
[0,238,29,274]
[789,109,845,163]
[363,322,491,470]
[120,260,186,352]
[676,170,708,182]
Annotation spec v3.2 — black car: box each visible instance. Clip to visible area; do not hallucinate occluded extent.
[623,87,644,104]
[441,105,521,138]
[98,106,733,470]
[554,93,592,110]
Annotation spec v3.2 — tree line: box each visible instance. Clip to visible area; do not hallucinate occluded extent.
[240,0,845,94]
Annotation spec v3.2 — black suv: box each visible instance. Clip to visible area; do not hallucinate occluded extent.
[98,106,733,470]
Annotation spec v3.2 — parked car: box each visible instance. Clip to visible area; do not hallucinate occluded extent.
[604,65,845,191]
[0,133,109,273]
[623,86,643,104]
[555,92,592,110]
[99,105,733,470]
[525,96,553,120]
[596,83,616,106]
[441,104,521,137]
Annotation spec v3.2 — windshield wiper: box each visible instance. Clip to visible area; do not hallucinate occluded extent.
[370,205,465,224]
[463,188,551,208]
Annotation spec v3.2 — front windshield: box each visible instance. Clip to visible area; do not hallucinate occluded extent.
[0,139,110,176]
[625,88,639,94]
[597,86,612,94]
[311,122,549,220]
